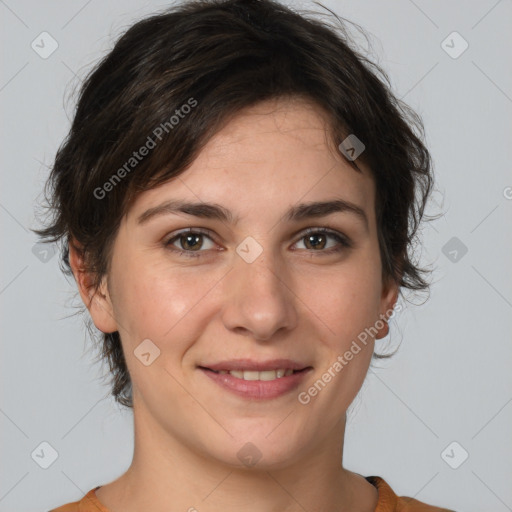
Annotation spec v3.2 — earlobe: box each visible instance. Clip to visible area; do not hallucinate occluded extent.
[382,274,400,314]
[89,286,119,334]
[68,240,118,334]
[376,277,400,340]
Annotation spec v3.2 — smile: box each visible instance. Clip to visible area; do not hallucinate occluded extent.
[198,363,312,400]
[206,368,300,380]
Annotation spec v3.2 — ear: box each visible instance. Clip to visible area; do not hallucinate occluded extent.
[376,275,400,340]
[68,239,118,334]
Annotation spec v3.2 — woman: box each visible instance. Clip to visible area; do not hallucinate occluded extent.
[37,0,453,510]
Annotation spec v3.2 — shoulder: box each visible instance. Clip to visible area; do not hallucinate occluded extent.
[366,476,456,512]
[49,487,109,512]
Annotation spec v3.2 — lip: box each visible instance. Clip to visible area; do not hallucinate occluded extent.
[202,358,309,372]
[198,359,313,400]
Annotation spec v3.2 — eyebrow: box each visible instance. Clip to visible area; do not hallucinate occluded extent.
[137,198,369,232]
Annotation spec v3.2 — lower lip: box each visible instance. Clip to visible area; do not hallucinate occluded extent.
[199,368,311,400]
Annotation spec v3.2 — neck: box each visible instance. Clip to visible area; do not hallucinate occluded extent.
[96,396,377,512]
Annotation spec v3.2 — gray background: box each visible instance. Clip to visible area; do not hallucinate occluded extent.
[1,1,511,511]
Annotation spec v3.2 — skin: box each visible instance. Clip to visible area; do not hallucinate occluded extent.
[70,97,399,512]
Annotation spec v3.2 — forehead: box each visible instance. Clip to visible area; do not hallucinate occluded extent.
[198,97,354,169]
[128,97,375,225]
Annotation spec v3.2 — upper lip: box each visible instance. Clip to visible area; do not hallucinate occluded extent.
[200,359,311,372]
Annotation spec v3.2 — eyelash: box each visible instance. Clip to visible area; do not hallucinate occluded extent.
[163,226,352,258]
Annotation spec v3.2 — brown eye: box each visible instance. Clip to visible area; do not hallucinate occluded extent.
[164,229,216,257]
[294,228,351,254]
[176,233,204,251]
[303,232,328,250]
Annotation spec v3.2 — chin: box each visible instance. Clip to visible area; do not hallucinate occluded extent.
[205,428,308,472]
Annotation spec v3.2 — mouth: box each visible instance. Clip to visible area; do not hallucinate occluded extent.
[197,359,313,400]
[199,367,308,381]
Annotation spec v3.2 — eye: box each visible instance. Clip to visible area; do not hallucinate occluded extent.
[164,226,352,258]
[164,228,217,258]
[292,227,352,255]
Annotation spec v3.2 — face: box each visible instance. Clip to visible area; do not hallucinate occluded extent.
[75,97,398,469]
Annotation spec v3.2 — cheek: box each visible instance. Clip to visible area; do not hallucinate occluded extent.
[304,272,379,413]
[111,258,218,352]
[300,263,382,347]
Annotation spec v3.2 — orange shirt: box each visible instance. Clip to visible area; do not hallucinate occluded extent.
[49,476,455,511]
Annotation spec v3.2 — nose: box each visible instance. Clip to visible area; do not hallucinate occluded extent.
[220,247,298,341]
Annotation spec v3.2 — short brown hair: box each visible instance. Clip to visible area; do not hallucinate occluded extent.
[34,0,436,408]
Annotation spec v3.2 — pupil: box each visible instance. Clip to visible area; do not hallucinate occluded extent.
[183,234,201,250]
[307,234,325,249]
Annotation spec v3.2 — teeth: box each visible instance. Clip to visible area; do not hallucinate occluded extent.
[217,369,297,380]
